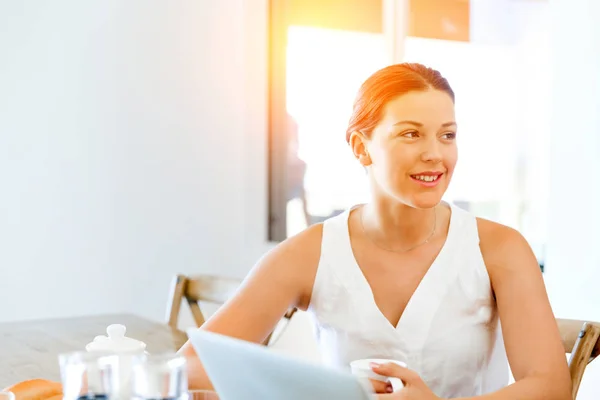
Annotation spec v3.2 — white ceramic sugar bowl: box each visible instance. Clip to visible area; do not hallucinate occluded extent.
[85,324,148,399]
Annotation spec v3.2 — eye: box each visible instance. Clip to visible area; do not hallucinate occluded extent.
[442,132,457,140]
[401,130,419,138]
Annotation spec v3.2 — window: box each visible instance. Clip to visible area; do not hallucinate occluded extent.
[268,0,550,267]
[267,0,386,240]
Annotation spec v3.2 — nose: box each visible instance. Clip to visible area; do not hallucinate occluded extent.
[420,138,443,163]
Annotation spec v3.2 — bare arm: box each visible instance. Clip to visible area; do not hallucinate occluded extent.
[462,220,571,400]
[178,224,323,390]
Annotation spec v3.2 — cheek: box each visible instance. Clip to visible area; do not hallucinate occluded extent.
[444,147,458,172]
[384,143,416,165]
[383,147,413,175]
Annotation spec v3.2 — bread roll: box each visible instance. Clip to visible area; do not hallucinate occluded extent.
[3,379,63,400]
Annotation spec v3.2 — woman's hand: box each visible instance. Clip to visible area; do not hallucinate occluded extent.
[371,362,441,400]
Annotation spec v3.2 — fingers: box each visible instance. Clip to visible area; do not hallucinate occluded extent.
[370,362,418,384]
[369,378,393,394]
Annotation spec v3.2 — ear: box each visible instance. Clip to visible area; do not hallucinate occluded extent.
[348,131,372,167]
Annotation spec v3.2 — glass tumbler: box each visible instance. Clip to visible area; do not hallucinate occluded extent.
[59,351,118,400]
[131,353,188,400]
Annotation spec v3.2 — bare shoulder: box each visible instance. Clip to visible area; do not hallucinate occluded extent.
[476,218,539,274]
[256,223,324,309]
[260,222,323,270]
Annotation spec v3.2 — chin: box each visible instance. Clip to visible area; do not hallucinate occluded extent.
[406,192,444,209]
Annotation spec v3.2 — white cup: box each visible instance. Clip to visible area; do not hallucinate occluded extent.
[350,358,407,393]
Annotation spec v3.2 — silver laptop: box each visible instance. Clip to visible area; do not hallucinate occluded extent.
[187,329,374,400]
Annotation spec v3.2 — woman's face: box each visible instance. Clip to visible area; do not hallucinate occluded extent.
[356,89,458,209]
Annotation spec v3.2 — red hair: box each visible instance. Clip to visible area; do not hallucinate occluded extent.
[345,63,455,143]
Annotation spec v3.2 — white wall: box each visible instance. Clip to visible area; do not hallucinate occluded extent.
[0,0,273,323]
[544,0,600,322]
[544,1,600,397]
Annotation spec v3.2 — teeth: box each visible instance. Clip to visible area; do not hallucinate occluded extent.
[414,175,439,182]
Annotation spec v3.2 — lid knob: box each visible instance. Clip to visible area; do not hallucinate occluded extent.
[106,324,127,339]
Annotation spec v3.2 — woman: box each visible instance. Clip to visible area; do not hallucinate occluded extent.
[180,63,571,399]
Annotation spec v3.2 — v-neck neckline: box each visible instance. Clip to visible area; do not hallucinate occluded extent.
[343,202,456,333]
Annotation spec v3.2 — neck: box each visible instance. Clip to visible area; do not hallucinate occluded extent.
[361,199,438,250]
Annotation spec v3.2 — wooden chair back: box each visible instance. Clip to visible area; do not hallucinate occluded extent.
[557,318,600,399]
[166,274,297,346]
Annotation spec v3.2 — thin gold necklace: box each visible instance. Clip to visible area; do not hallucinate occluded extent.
[359,206,437,253]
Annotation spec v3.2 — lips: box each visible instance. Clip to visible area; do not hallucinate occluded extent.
[410,172,443,182]
[411,174,440,183]
[409,172,444,187]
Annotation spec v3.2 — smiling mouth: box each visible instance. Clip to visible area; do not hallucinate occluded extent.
[410,174,442,183]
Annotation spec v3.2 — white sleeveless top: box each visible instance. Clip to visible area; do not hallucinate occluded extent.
[307,203,509,398]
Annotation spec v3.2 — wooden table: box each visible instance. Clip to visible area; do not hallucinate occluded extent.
[0,314,188,389]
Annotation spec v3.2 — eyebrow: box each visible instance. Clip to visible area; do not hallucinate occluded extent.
[393,120,457,128]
